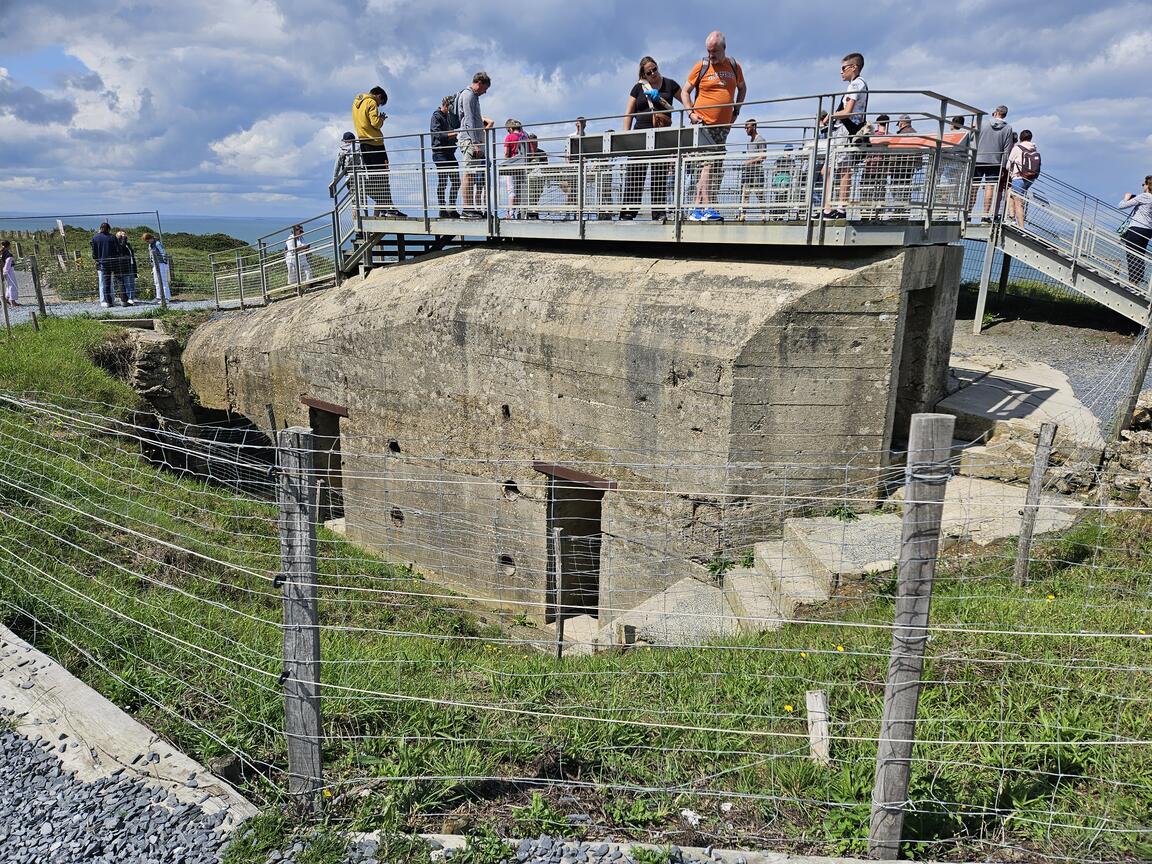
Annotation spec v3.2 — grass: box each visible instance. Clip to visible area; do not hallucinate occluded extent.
[1,320,1151,861]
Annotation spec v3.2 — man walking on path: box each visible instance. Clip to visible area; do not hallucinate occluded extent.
[971,105,1015,219]
[352,86,405,219]
[90,223,119,308]
[456,72,494,219]
[684,31,746,221]
[737,118,766,221]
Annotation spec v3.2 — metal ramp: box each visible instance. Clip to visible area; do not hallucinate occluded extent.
[971,174,1152,332]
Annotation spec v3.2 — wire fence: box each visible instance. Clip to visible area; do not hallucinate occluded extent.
[0,391,1150,861]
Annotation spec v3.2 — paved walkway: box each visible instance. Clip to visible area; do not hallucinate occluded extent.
[3,298,217,327]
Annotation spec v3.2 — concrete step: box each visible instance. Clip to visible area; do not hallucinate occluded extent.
[783,514,904,588]
[721,565,785,633]
[756,538,834,608]
[598,576,736,647]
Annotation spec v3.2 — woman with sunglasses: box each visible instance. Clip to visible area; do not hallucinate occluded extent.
[621,56,683,221]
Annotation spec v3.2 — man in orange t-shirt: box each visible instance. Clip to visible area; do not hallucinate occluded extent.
[684,31,747,219]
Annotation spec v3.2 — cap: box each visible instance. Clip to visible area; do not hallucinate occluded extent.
[443,94,456,106]
[898,114,911,122]
[342,131,356,141]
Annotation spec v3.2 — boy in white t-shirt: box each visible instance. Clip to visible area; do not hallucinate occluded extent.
[820,52,868,219]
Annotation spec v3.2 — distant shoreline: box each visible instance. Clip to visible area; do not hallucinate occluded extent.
[0,213,306,246]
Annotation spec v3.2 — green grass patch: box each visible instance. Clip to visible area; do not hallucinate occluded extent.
[0,340,1150,860]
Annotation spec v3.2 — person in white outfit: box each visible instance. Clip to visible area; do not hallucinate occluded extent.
[1,240,18,307]
[285,224,313,286]
[141,233,171,302]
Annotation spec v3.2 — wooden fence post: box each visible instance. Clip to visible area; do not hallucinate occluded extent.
[868,413,955,859]
[1013,422,1057,586]
[29,255,47,317]
[277,427,323,815]
[552,526,565,660]
[805,689,831,766]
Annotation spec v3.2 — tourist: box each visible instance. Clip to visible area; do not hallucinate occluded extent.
[1005,130,1042,228]
[113,231,138,306]
[333,131,357,180]
[430,96,461,219]
[457,72,494,220]
[524,133,550,220]
[950,115,970,147]
[502,119,530,219]
[684,31,747,221]
[352,86,405,219]
[621,55,683,221]
[1118,176,1152,287]
[860,113,891,210]
[971,105,1015,219]
[141,233,171,303]
[821,52,868,220]
[90,222,119,308]
[895,114,917,135]
[737,118,767,221]
[1,240,17,307]
[286,224,312,286]
[889,115,921,209]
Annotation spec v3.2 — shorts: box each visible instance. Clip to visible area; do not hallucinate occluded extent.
[457,137,485,166]
[697,123,731,151]
[740,166,764,188]
[974,165,1002,183]
[1010,177,1034,194]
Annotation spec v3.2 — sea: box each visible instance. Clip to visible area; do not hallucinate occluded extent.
[0,212,304,245]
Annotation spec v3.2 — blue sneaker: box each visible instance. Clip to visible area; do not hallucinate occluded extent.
[703,208,724,222]
[688,208,705,221]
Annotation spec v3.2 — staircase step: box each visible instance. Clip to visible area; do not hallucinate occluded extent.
[721,566,785,633]
[755,538,834,608]
[783,514,903,586]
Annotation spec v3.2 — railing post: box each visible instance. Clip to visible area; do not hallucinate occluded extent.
[672,128,684,241]
[577,153,586,240]
[235,249,246,309]
[802,97,823,243]
[1110,308,1152,442]
[258,239,270,304]
[419,132,431,233]
[210,256,220,311]
[330,210,342,288]
[868,412,955,860]
[972,226,999,335]
[276,427,324,816]
[1013,422,1058,586]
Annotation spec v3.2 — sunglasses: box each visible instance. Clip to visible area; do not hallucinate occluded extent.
[841,63,856,71]
[644,67,659,76]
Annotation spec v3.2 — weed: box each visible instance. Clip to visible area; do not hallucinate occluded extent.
[739,549,755,569]
[454,827,511,864]
[706,553,734,579]
[513,792,569,836]
[630,845,672,864]
[828,505,859,522]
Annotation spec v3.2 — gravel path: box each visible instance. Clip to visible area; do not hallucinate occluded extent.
[3,298,216,327]
[0,710,229,864]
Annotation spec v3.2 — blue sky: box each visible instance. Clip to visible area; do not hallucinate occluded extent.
[0,0,1148,219]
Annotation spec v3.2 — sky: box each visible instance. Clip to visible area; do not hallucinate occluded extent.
[0,0,1148,221]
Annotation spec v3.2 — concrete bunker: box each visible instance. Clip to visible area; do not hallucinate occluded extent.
[183,242,962,631]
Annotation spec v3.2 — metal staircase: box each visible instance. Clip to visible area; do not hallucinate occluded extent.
[971,174,1152,332]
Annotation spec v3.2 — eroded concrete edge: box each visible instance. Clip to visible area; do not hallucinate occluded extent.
[0,624,259,830]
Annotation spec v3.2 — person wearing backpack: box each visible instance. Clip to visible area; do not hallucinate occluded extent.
[456,72,494,219]
[352,86,405,219]
[1006,129,1041,228]
[683,31,747,221]
[621,55,684,221]
[502,119,530,219]
[430,95,461,219]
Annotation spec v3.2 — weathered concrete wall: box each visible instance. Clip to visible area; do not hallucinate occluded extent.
[183,243,961,622]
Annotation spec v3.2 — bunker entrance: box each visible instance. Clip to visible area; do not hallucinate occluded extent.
[306,402,345,522]
[536,463,615,622]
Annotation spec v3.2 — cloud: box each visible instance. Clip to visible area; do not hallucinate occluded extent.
[0,1,1147,215]
[0,68,77,124]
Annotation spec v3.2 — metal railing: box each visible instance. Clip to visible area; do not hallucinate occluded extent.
[210,212,340,309]
[332,89,982,235]
[1002,175,1152,299]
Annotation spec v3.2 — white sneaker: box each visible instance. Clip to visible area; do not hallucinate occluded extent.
[126,300,136,306]
[100,302,110,308]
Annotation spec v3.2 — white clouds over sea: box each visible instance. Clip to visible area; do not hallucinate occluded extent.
[0,0,1148,217]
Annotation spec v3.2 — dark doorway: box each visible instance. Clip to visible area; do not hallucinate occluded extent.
[534,463,615,623]
[308,406,344,521]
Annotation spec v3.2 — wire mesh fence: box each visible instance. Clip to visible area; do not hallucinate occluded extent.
[0,391,1150,861]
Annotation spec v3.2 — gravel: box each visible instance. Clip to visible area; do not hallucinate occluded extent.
[950,317,1146,425]
[0,708,229,864]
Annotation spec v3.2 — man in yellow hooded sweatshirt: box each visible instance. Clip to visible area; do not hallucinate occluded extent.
[352,86,405,218]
